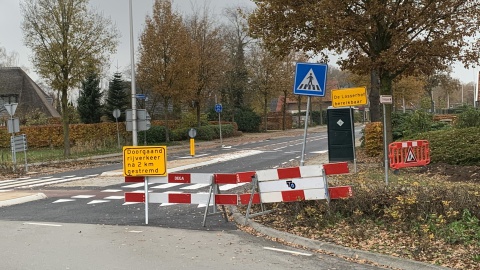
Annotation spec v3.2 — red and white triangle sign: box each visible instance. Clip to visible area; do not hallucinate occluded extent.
[405,147,417,163]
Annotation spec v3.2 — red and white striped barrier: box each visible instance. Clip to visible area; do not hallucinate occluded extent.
[256,166,328,203]
[124,162,353,225]
[244,162,351,221]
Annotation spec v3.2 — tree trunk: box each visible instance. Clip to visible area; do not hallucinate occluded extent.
[370,69,394,144]
[164,98,170,142]
[264,95,268,132]
[369,69,381,122]
[282,94,286,130]
[61,87,70,157]
[196,100,201,128]
[430,90,435,113]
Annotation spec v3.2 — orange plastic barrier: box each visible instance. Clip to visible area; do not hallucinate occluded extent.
[388,140,430,170]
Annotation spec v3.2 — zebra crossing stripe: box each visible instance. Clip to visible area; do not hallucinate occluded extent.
[103,196,124,200]
[72,195,95,199]
[0,177,63,189]
[87,200,110,204]
[52,199,75,203]
[26,176,88,188]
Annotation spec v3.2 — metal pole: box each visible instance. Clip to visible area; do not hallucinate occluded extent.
[129,0,138,146]
[300,96,311,166]
[349,107,357,173]
[218,112,222,145]
[115,118,120,148]
[383,103,389,186]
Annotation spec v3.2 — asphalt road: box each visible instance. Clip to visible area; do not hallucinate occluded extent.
[0,127,393,270]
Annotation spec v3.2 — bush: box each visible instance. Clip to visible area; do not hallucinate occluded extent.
[362,122,383,157]
[408,126,480,165]
[145,126,166,144]
[150,124,236,143]
[392,111,450,140]
[179,111,209,128]
[235,107,261,132]
[455,106,480,128]
[311,110,327,125]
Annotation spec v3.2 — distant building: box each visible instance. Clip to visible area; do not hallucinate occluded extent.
[272,79,339,113]
[0,67,60,120]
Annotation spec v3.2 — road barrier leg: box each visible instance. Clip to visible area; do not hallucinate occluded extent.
[203,177,229,227]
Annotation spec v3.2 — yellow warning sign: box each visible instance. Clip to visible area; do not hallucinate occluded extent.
[123,146,167,176]
[331,87,368,108]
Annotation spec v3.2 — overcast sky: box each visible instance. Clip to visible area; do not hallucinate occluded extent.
[0,0,477,85]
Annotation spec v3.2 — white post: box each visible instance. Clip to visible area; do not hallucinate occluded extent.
[383,103,389,186]
[144,176,149,225]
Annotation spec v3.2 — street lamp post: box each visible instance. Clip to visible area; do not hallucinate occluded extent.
[129,0,138,146]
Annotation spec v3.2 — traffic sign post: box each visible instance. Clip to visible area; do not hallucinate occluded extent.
[293,62,328,166]
[380,95,393,186]
[215,104,223,145]
[113,109,121,148]
[189,128,197,157]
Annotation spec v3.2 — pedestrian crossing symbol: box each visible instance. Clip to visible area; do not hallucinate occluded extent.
[297,69,321,91]
[294,62,327,97]
[405,147,417,163]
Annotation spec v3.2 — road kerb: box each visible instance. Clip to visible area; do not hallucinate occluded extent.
[0,192,47,207]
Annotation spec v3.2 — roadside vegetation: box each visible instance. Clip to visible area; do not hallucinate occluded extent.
[245,107,480,269]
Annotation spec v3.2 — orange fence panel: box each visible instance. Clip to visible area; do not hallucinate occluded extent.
[388,140,430,170]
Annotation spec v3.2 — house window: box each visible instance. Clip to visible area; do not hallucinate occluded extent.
[0,94,19,104]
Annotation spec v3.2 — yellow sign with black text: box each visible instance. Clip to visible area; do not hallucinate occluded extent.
[331,87,368,108]
[123,146,167,176]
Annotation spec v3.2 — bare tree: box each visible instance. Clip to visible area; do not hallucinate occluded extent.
[21,0,119,156]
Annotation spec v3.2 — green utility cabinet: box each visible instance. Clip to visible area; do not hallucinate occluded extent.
[327,107,355,162]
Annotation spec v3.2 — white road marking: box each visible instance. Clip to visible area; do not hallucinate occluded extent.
[178,153,209,159]
[310,150,328,154]
[52,199,76,203]
[71,195,95,199]
[263,247,312,256]
[122,183,145,188]
[103,196,124,200]
[122,202,140,205]
[87,200,110,204]
[101,189,123,193]
[24,222,62,227]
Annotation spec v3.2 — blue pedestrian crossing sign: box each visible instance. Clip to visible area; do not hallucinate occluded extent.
[293,62,328,97]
